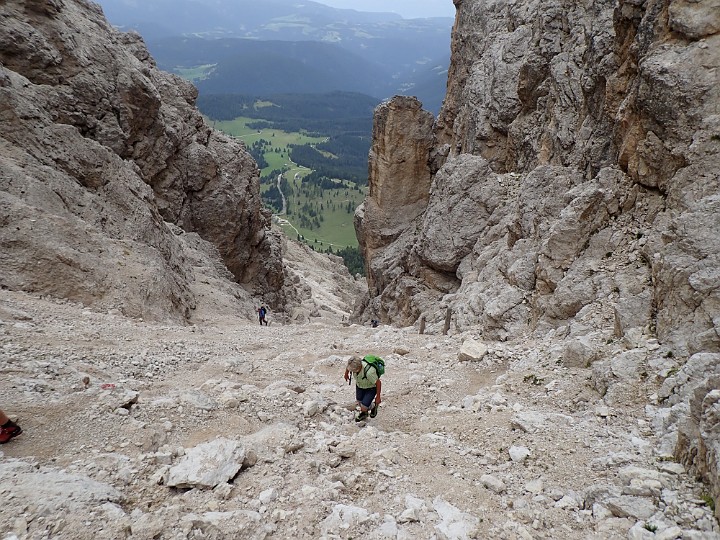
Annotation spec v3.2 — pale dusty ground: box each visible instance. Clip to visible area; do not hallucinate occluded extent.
[0,289,717,540]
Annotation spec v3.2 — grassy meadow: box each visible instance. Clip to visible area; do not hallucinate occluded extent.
[209,115,366,249]
[174,64,215,82]
[282,177,365,250]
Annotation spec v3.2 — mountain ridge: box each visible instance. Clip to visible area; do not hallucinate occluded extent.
[94,0,452,112]
[96,0,450,37]
[149,36,393,98]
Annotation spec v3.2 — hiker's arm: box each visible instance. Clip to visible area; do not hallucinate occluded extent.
[344,369,350,382]
[375,379,382,404]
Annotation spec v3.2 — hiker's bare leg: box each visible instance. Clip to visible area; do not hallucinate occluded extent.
[0,410,9,425]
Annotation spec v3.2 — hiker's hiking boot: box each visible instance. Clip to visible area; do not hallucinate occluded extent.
[355,410,368,422]
[370,403,379,418]
[0,422,22,444]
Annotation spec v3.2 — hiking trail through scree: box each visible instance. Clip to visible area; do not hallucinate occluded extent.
[1,289,717,539]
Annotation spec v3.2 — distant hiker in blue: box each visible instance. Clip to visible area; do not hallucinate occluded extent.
[257,305,268,326]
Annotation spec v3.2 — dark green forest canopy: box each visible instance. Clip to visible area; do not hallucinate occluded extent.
[199,92,376,184]
[289,140,369,185]
[197,92,379,135]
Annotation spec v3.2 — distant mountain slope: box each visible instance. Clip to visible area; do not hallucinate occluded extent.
[97,0,405,39]
[149,37,391,98]
[95,0,452,112]
[396,57,450,113]
[95,0,452,70]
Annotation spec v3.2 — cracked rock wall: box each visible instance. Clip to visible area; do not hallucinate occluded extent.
[355,0,720,506]
[0,0,284,319]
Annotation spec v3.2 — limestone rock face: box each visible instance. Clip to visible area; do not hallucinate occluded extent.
[0,0,283,319]
[357,0,719,353]
[674,356,720,520]
[355,0,720,503]
[355,96,435,301]
[360,0,720,346]
[280,238,366,323]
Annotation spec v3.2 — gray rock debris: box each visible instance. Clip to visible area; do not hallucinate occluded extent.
[165,438,246,489]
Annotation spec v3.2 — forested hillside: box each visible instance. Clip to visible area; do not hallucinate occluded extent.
[147,35,448,112]
[197,92,378,134]
[106,0,452,114]
[199,92,374,187]
[148,37,389,97]
[199,92,374,270]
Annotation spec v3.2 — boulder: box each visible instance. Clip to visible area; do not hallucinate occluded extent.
[166,438,246,489]
[433,496,480,540]
[562,338,598,368]
[458,339,489,362]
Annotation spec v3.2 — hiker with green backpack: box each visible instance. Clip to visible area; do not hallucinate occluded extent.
[344,355,384,422]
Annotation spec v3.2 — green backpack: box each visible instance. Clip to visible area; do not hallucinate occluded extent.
[362,355,385,377]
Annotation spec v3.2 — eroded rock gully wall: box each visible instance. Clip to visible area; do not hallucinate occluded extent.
[0,0,284,319]
[354,96,436,299]
[355,0,719,508]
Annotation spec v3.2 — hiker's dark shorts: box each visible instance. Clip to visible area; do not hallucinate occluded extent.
[356,386,377,408]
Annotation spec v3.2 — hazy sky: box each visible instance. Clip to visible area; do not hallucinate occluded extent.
[314,0,456,19]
